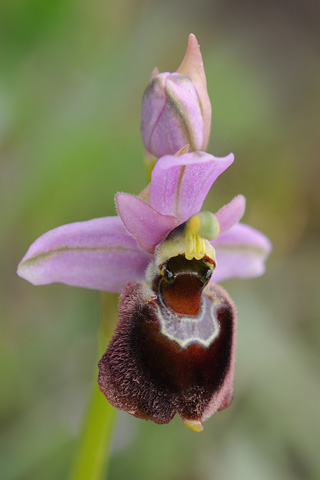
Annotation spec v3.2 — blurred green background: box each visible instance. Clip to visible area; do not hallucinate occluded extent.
[1,0,319,479]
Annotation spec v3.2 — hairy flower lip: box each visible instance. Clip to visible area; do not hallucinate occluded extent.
[98,280,236,428]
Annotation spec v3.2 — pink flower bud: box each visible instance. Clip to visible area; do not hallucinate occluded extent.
[141,72,204,157]
[141,34,212,158]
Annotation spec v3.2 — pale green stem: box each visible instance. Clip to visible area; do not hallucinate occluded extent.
[144,151,157,182]
[69,292,118,480]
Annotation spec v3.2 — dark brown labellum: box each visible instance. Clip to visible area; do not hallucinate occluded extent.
[98,256,236,429]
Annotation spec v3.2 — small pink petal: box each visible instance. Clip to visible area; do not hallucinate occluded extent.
[116,193,179,253]
[17,217,150,293]
[149,151,234,223]
[177,34,212,151]
[212,223,272,282]
[215,195,246,236]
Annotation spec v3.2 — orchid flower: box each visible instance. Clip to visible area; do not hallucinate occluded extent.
[17,34,272,433]
[17,150,271,431]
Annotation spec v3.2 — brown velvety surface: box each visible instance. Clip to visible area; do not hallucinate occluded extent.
[98,280,234,424]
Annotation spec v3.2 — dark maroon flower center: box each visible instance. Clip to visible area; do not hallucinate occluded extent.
[98,254,235,428]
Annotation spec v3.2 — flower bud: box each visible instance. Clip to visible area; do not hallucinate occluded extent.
[141,72,204,158]
[141,34,212,159]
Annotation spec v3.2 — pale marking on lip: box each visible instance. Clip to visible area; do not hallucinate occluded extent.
[155,293,220,349]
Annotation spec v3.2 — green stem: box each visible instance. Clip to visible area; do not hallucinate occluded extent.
[69,292,118,480]
[144,151,157,182]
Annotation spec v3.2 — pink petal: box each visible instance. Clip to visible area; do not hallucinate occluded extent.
[17,217,151,293]
[215,195,246,236]
[177,34,212,151]
[149,151,234,223]
[212,223,272,282]
[116,193,179,253]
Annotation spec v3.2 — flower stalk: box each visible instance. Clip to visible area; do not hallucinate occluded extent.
[68,292,118,480]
